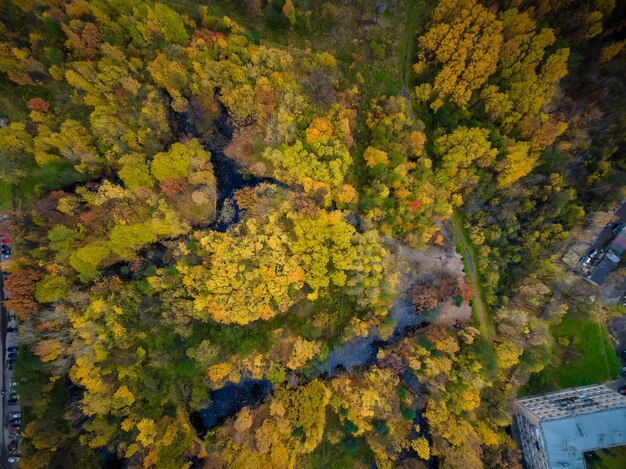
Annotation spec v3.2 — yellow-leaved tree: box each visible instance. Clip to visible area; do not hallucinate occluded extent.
[417,0,503,108]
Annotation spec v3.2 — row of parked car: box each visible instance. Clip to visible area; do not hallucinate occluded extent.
[5,324,21,464]
[2,229,20,464]
[1,244,10,261]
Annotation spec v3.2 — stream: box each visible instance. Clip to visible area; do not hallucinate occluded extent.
[194,299,429,434]
[191,380,273,437]
[316,299,426,376]
[201,111,274,232]
[186,110,429,434]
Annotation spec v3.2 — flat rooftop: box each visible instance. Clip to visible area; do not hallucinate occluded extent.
[517,384,626,421]
[515,384,626,469]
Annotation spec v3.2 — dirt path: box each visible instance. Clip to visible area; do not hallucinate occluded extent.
[396,2,493,341]
[399,3,430,122]
[449,217,494,341]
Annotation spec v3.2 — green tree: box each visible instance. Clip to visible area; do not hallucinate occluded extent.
[69,242,111,282]
[433,126,498,196]
[35,274,70,303]
[118,154,155,191]
[152,141,198,182]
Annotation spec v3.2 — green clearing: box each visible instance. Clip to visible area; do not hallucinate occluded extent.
[400,0,436,91]
[585,445,626,469]
[523,307,620,394]
[0,181,11,211]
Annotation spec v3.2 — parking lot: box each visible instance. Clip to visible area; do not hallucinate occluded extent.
[1,224,21,466]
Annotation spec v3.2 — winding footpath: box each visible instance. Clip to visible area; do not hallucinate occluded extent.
[448,219,493,341]
[398,6,493,341]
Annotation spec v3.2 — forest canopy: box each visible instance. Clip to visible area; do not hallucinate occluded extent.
[0,0,624,468]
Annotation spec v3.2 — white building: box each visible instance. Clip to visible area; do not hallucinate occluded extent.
[513,384,626,468]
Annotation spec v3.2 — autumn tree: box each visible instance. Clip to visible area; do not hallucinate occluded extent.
[0,123,35,186]
[433,126,497,198]
[3,268,41,319]
[417,0,503,108]
[495,142,536,189]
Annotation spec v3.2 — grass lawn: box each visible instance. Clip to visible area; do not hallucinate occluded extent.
[523,307,620,394]
[585,445,626,469]
[0,181,11,211]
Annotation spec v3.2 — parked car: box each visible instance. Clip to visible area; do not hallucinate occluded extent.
[9,418,20,425]
[7,424,20,432]
[618,386,626,395]
[9,412,20,419]
[9,392,17,400]
[7,352,17,360]
[7,327,16,333]
[6,363,13,371]
[589,249,598,258]
[7,346,17,353]
[1,246,11,255]
[2,253,11,260]
[7,456,19,463]
[7,358,16,366]
[7,398,17,406]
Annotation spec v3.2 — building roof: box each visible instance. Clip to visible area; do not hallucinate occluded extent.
[515,384,626,469]
[540,407,626,468]
[608,225,626,257]
[517,384,626,422]
[587,254,619,286]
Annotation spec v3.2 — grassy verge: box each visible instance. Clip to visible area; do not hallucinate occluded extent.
[523,307,620,394]
[450,211,493,339]
[456,241,482,331]
[0,181,12,211]
[585,445,626,469]
[399,0,436,88]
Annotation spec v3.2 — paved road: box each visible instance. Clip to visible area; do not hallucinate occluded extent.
[464,247,475,276]
[1,266,20,466]
[396,4,492,340]
[589,200,626,254]
[0,273,5,464]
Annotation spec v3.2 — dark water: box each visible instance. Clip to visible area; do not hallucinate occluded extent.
[185,111,428,434]
[192,301,427,434]
[200,111,277,232]
[316,299,427,376]
[194,379,272,435]
[208,151,263,231]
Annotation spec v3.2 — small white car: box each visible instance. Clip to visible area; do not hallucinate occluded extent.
[8,456,19,463]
